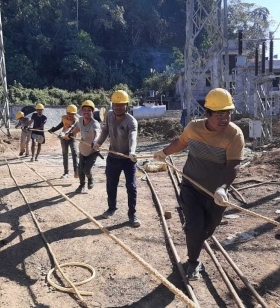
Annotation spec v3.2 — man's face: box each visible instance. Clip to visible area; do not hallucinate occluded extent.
[206,110,232,131]
[112,103,127,116]
[36,109,43,116]
[82,106,93,119]
[67,112,75,121]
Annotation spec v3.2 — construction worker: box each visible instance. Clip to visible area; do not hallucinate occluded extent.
[66,100,100,193]
[154,88,245,280]
[93,90,140,228]
[27,103,47,162]
[48,104,79,178]
[15,111,31,157]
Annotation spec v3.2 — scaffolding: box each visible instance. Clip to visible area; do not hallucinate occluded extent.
[0,10,10,137]
[184,0,229,124]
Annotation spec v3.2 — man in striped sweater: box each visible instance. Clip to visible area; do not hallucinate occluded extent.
[154,88,245,280]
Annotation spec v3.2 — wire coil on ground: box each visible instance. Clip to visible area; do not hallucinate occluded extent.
[47,262,96,295]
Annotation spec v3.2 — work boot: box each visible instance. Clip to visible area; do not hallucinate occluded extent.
[35,156,38,161]
[88,177,94,189]
[102,209,116,219]
[75,184,85,193]
[19,151,24,156]
[129,214,141,228]
[187,261,205,281]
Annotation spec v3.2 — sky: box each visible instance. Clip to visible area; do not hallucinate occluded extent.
[233,0,280,58]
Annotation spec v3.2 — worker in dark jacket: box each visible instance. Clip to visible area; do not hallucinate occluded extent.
[27,103,47,162]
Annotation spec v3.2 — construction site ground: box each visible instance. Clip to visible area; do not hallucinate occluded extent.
[1,117,280,308]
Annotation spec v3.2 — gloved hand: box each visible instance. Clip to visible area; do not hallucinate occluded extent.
[129,153,137,162]
[153,150,167,161]
[48,127,55,134]
[23,126,30,131]
[58,132,65,139]
[63,132,74,140]
[92,142,100,151]
[214,187,228,207]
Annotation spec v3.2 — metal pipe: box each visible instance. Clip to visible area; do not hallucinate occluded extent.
[211,236,269,308]
[261,42,266,74]
[238,27,243,55]
[167,157,268,307]
[229,184,247,204]
[255,46,259,76]
[138,165,201,307]
[204,241,245,308]
[269,38,273,73]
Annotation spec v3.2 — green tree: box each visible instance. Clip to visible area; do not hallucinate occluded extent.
[227,0,271,53]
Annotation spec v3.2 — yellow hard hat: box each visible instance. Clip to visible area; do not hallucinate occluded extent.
[66,104,77,114]
[204,88,234,111]
[111,90,129,104]
[16,111,24,119]
[35,103,44,110]
[81,100,95,109]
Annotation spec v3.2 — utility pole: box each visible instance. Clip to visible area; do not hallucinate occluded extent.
[76,0,79,31]
[184,0,229,124]
[0,10,11,137]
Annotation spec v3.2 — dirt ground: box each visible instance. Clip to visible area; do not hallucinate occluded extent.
[1,118,280,308]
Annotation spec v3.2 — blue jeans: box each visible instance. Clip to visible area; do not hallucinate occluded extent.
[105,155,137,216]
[180,181,226,263]
[60,138,79,174]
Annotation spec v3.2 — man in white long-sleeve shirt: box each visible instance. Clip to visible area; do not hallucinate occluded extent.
[93,90,140,227]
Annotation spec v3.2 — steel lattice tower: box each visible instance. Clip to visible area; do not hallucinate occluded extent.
[0,10,10,137]
[184,0,229,124]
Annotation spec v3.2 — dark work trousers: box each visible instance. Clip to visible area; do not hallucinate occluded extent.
[78,152,98,185]
[60,138,79,174]
[105,155,137,217]
[180,181,226,264]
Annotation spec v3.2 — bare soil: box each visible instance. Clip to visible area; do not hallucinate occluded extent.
[0,118,280,308]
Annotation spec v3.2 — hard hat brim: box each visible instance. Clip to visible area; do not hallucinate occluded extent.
[206,105,235,111]
[112,101,129,104]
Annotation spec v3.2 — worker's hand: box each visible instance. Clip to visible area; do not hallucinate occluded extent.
[58,132,65,139]
[48,127,55,134]
[129,153,137,162]
[214,187,228,207]
[92,142,100,151]
[23,126,30,131]
[63,132,74,140]
[153,150,167,162]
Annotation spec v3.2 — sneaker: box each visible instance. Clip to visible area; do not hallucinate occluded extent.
[74,171,79,179]
[19,151,24,156]
[75,184,85,193]
[60,174,69,179]
[30,157,34,162]
[102,209,116,219]
[88,177,94,189]
[187,261,205,281]
[129,215,141,228]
